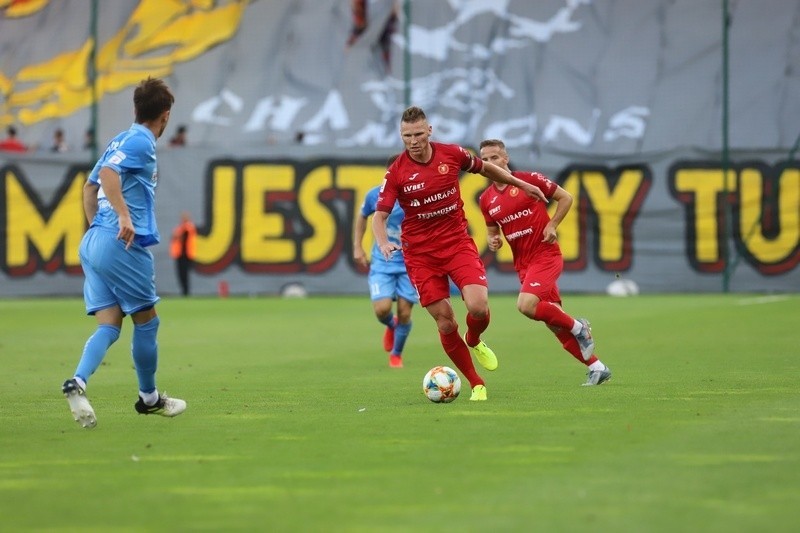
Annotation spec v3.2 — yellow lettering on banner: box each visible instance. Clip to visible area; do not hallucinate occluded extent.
[674,168,736,264]
[299,166,336,264]
[6,173,84,269]
[241,164,295,263]
[582,169,645,263]
[336,165,384,260]
[739,167,799,263]
[556,172,581,261]
[195,164,236,265]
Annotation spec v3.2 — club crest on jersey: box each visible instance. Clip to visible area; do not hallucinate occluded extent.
[438,163,448,174]
[509,186,519,197]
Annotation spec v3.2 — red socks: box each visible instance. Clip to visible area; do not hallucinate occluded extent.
[533,301,575,330]
[439,329,484,387]
[555,329,597,365]
[465,310,490,347]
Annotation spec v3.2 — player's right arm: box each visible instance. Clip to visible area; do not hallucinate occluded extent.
[372,169,401,260]
[487,225,503,251]
[83,181,100,225]
[98,166,135,249]
[353,213,369,268]
[371,210,400,260]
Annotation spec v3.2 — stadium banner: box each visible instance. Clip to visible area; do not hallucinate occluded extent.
[0,0,797,295]
[1,148,797,296]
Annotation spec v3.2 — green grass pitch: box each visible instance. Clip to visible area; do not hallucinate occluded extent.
[1,293,799,531]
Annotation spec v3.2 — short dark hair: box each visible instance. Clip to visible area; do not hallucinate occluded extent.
[479,139,506,150]
[7,125,17,136]
[401,106,427,124]
[134,77,174,123]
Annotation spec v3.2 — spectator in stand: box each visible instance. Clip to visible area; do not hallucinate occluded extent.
[0,125,28,152]
[83,128,95,151]
[51,128,69,153]
[169,125,187,147]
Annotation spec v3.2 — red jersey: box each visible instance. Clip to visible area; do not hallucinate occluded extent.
[479,171,560,273]
[376,142,483,256]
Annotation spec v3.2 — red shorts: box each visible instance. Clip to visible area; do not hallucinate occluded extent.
[518,252,562,304]
[405,238,487,307]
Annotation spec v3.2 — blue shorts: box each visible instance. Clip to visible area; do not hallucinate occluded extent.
[368,269,419,304]
[79,227,160,316]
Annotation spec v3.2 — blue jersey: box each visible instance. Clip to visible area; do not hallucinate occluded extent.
[361,185,406,273]
[87,123,160,247]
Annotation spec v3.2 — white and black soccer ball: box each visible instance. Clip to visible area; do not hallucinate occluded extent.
[422,366,461,403]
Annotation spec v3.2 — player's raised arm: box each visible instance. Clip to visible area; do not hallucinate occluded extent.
[480,160,547,203]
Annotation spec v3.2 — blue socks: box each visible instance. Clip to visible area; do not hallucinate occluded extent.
[132,316,160,395]
[378,313,395,328]
[74,324,121,384]
[393,321,412,355]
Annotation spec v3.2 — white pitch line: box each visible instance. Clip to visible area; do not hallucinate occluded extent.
[737,295,791,306]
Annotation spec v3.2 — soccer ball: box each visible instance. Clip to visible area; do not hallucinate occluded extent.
[422,366,461,403]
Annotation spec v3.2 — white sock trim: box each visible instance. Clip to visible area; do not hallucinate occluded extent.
[139,390,160,406]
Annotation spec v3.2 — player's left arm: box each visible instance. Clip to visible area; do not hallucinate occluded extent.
[542,185,573,243]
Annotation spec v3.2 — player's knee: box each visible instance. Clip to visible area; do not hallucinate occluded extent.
[517,301,536,319]
[517,294,540,319]
[435,316,459,335]
[465,299,489,318]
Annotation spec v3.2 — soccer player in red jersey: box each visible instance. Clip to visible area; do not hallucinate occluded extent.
[372,106,547,401]
[478,139,611,386]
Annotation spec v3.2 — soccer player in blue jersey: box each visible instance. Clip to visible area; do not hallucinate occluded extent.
[353,156,418,368]
[61,77,186,429]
